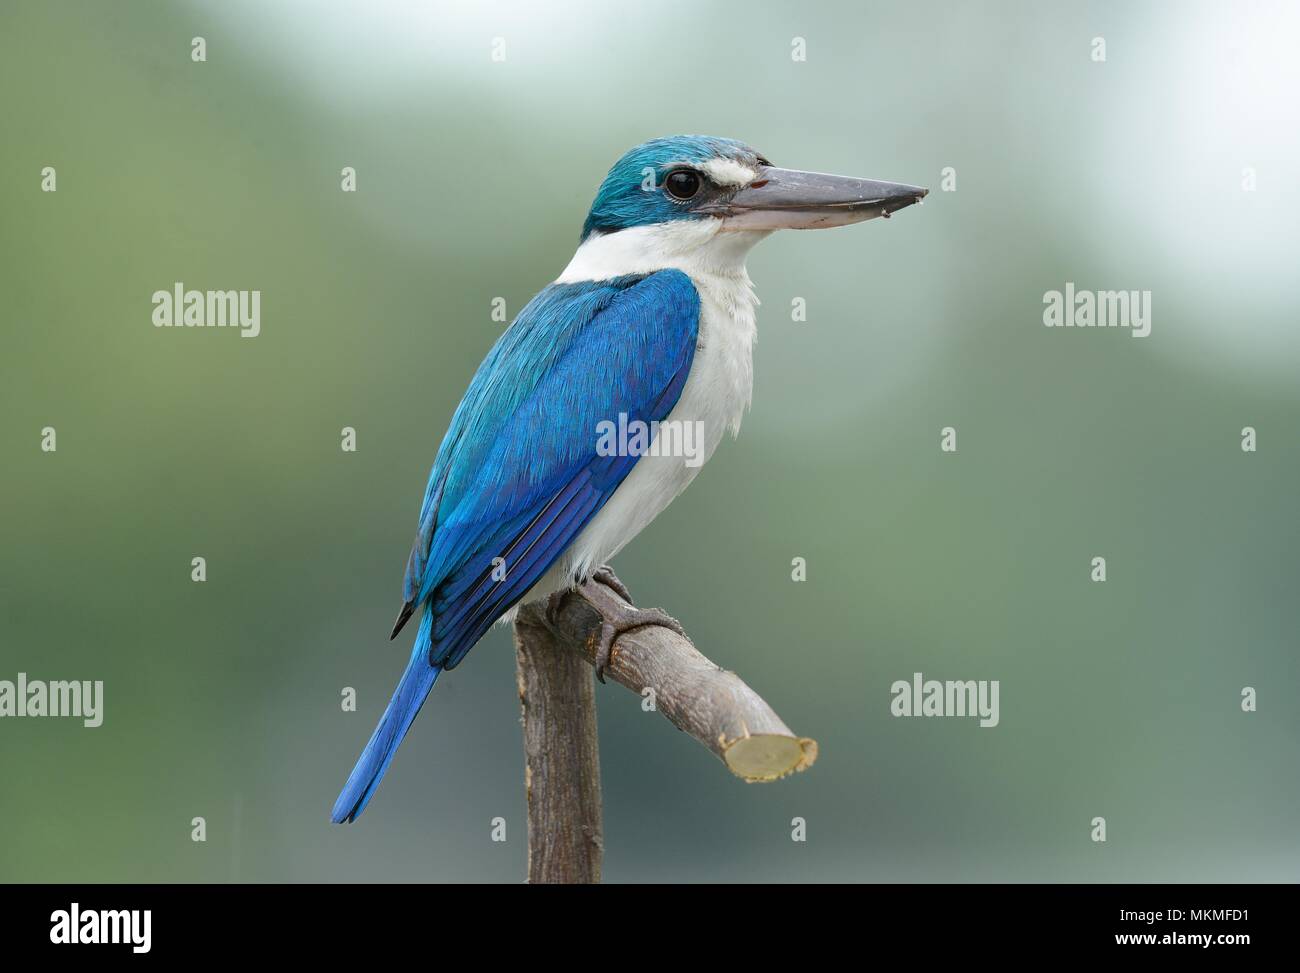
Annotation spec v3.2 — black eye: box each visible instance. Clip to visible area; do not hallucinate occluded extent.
[663,169,701,200]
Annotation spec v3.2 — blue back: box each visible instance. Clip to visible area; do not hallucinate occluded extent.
[400,269,700,668]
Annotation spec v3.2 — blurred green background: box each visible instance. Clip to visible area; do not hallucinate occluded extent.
[2,0,1298,883]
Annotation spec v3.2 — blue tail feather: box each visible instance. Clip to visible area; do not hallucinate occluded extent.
[331,611,441,824]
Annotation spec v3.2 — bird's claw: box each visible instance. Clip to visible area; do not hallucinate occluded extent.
[591,564,633,603]
[544,589,569,629]
[545,567,627,630]
[589,604,685,684]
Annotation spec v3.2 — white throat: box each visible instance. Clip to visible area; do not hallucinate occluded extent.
[556,219,769,285]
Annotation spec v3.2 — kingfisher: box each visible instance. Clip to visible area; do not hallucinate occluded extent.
[332,135,926,823]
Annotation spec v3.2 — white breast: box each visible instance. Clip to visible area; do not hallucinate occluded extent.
[528,220,769,599]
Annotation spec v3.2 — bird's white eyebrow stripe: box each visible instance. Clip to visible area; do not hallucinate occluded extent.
[699,158,757,188]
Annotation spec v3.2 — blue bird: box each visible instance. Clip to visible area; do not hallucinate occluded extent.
[332,136,926,823]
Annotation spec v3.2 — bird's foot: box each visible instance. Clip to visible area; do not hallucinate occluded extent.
[545,567,626,627]
[591,605,685,684]
[544,588,569,629]
[591,564,633,603]
[577,575,685,684]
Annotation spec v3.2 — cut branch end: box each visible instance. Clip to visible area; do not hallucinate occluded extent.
[723,733,819,781]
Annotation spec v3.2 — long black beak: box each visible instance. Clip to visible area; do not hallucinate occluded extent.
[707,166,928,230]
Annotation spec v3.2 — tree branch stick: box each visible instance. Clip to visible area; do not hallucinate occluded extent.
[514,610,602,884]
[513,578,819,883]
[520,582,818,784]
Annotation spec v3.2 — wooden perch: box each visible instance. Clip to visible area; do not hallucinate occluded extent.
[513,574,818,884]
[513,613,603,885]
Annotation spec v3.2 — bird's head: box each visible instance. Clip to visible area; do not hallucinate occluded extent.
[580,135,927,245]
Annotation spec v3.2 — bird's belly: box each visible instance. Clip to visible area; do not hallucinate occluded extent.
[522,288,756,605]
[562,436,710,579]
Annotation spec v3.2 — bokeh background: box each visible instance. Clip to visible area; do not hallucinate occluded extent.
[2,0,1298,883]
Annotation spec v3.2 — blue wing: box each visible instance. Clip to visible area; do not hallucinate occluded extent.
[333,269,699,822]
[403,267,700,665]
